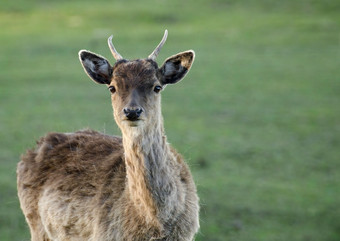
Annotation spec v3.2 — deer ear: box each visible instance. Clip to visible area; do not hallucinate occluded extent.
[79,50,113,84]
[159,50,195,85]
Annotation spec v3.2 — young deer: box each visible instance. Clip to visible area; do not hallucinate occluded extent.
[17,30,199,241]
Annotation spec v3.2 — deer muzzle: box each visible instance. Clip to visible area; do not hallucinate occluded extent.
[123,107,144,121]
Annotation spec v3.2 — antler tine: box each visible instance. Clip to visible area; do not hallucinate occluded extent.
[148,30,168,61]
[108,35,123,61]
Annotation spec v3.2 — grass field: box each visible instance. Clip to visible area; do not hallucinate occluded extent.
[1,0,339,240]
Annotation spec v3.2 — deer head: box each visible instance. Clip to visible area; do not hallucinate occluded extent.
[79,30,195,132]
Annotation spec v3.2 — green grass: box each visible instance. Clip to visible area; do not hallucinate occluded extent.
[1,0,339,240]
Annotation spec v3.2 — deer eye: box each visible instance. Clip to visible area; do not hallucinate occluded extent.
[108,86,116,94]
[153,85,162,93]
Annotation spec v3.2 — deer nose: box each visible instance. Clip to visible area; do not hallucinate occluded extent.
[123,107,143,121]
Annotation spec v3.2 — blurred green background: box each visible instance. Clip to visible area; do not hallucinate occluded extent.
[1,0,339,240]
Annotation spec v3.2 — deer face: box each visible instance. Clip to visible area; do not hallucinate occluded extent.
[109,59,162,128]
[79,31,195,130]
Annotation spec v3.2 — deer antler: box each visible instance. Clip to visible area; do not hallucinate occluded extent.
[148,30,168,61]
[108,35,123,61]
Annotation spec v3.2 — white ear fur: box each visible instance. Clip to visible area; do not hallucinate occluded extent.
[160,50,195,85]
[83,58,111,76]
[83,58,96,72]
[79,50,112,85]
[162,62,176,76]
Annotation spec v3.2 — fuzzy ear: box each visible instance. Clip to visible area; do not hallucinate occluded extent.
[79,50,113,84]
[159,50,195,85]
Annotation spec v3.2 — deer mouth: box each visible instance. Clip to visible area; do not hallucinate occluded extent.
[123,119,143,127]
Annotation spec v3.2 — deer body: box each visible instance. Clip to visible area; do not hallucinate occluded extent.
[17,31,199,241]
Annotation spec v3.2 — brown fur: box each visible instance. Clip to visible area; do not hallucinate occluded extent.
[17,33,199,241]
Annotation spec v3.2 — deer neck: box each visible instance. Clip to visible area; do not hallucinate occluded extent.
[121,114,178,225]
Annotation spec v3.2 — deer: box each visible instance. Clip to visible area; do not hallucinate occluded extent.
[17,30,199,241]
